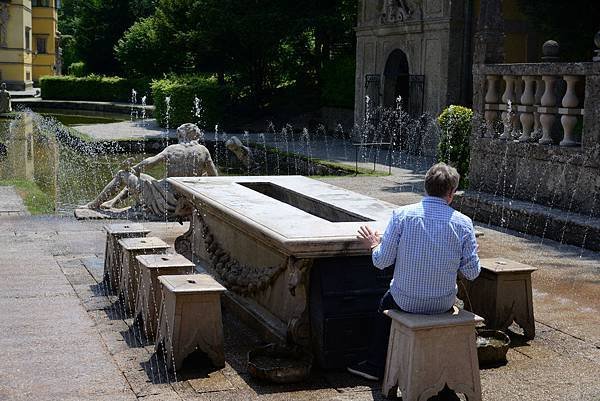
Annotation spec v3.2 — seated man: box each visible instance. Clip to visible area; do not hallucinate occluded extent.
[348,162,481,381]
[82,123,218,219]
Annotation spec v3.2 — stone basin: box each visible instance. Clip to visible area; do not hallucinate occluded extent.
[168,176,398,368]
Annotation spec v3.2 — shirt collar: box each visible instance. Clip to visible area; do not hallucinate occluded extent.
[422,196,449,205]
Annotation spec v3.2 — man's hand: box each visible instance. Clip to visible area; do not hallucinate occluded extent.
[357,225,381,249]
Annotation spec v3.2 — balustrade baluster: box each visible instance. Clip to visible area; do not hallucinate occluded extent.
[559,75,581,147]
[500,75,515,140]
[532,77,544,140]
[484,75,499,137]
[512,77,523,137]
[518,76,535,142]
[538,75,558,144]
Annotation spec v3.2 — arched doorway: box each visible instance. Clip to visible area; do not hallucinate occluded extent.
[383,49,410,110]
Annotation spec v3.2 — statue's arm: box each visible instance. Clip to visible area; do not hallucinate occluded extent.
[205,158,218,176]
[132,152,166,174]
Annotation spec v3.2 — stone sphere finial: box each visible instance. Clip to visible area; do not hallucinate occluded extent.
[541,40,560,62]
[594,31,600,62]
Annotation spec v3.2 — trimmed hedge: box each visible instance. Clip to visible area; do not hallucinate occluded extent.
[437,105,473,188]
[151,75,229,129]
[40,75,151,103]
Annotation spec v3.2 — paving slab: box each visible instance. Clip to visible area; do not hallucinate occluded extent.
[0,186,28,216]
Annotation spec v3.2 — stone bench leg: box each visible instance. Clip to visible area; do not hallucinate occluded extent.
[155,274,226,371]
[134,255,195,341]
[103,224,150,294]
[117,238,169,314]
[382,309,482,401]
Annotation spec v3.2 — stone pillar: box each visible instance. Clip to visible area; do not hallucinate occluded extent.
[473,0,505,65]
[518,76,536,142]
[560,75,581,147]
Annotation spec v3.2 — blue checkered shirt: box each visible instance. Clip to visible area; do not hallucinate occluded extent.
[372,196,480,314]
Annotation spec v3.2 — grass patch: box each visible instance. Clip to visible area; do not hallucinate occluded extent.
[0,179,55,215]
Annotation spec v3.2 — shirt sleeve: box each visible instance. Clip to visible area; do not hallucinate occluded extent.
[459,219,480,280]
[372,209,402,269]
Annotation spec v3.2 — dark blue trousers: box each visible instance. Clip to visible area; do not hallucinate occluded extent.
[367,290,401,375]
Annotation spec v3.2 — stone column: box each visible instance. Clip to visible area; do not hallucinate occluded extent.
[473,0,505,65]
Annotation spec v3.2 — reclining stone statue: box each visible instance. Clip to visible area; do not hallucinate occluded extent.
[81,123,218,219]
[225,136,253,168]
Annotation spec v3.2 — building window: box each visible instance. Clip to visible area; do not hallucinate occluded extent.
[25,27,31,51]
[26,71,31,81]
[36,37,47,54]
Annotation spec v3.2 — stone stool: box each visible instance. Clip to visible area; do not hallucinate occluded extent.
[134,253,195,341]
[460,258,537,339]
[118,237,170,314]
[103,223,150,294]
[155,274,227,371]
[382,308,483,401]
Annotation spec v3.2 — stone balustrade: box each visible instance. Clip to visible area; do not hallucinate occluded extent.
[474,63,600,149]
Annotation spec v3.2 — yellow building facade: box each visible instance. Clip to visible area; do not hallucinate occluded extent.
[0,0,59,91]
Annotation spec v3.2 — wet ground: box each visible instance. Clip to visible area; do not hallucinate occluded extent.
[0,173,599,400]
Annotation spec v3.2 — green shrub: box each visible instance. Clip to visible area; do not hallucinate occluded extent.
[320,56,356,109]
[151,75,229,129]
[40,75,151,103]
[68,61,87,77]
[437,105,473,188]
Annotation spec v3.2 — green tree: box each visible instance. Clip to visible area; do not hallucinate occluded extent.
[59,0,157,75]
[115,16,176,77]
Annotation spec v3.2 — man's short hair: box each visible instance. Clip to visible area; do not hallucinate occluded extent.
[424,163,460,198]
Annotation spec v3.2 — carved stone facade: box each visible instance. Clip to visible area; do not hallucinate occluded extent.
[354,0,472,152]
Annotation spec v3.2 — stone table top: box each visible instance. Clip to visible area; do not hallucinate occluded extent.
[480,258,538,274]
[168,176,400,257]
[118,237,170,251]
[104,223,151,235]
[384,307,484,329]
[159,274,227,294]
[136,253,195,269]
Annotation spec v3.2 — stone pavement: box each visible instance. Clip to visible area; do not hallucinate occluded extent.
[0,186,28,217]
[74,119,174,142]
[0,177,599,400]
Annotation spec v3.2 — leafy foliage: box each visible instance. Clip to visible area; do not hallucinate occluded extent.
[151,75,230,128]
[114,17,174,78]
[320,56,355,108]
[59,0,157,75]
[437,105,473,187]
[67,61,87,77]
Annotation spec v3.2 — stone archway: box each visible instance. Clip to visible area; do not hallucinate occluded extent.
[383,49,410,110]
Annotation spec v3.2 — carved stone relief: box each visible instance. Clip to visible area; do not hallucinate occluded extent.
[380,0,421,24]
[0,4,9,48]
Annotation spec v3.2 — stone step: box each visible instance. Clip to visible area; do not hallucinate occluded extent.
[452,190,600,251]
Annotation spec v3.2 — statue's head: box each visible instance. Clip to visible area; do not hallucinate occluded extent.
[0,83,6,91]
[225,136,244,151]
[176,123,203,143]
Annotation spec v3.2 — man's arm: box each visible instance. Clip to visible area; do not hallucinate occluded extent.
[372,210,402,270]
[459,220,480,280]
